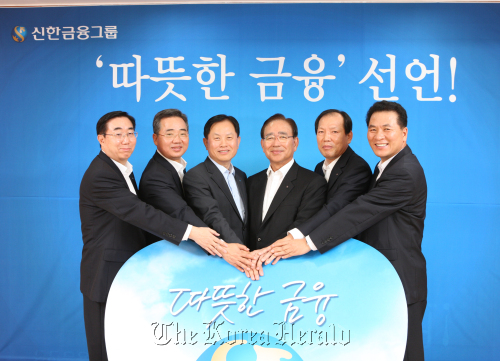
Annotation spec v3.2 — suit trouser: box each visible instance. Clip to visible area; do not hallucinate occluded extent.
[403,299,427,361]
[83,295,108,361]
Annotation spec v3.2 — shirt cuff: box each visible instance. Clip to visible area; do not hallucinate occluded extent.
[182,224,193,241]
[306,236,318,251]
[288,228,305,239]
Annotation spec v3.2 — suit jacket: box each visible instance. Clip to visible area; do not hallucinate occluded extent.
[247,161,327,250]
[139,152,207,243]
[309,146,427,304]
[79,151,187,303]
[183,157,248,245]
[297,146,372,236]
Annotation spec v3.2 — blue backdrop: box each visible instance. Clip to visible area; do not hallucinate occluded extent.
[0,3,499,360]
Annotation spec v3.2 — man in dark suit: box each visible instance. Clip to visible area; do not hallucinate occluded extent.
[269,101,427,361]
[284,109,372,245]
[139,109,227,257]
[80,111,223,361]
[183,114,252,275]
[246,113,327,253]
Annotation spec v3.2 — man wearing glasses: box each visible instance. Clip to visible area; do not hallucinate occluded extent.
[79,111,224,361]
[246,113,327,255]
[139,109,227,256]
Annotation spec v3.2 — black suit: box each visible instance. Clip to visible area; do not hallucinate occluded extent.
[308,146,427,361]
[139,152,207,244]
[79,151,186,360]
[247,161,327,250]
[297,146,372,237]
[183,157,248,244]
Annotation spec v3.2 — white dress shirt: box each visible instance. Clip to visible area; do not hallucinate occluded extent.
[322,156,340,183]
[107,155,136,195]
[262,159,295,221]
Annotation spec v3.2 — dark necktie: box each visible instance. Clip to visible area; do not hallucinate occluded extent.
[369,166,380,190]
[129,172,139,194]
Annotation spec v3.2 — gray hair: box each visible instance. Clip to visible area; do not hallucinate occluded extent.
[152,109,188,134]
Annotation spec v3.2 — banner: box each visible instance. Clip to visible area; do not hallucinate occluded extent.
[1,3,499,361]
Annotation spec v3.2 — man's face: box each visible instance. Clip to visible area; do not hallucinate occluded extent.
[203,120,240,169]
[367,110,407,162]
[316,113,352,164]
[261,120,298,171]
[97,116,136,165]
[153,116,189,163]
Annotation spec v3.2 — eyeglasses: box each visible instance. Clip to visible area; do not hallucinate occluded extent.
[263,134,294,143]
[103,131,138,140]
[157,132,189,139]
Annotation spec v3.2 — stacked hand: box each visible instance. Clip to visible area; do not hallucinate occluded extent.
[251,234,311,271]
[222,243,265,280]
[189,226,228,257]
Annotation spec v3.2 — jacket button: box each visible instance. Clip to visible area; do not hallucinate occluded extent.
[257,238,261,242]
[162,232,167,236]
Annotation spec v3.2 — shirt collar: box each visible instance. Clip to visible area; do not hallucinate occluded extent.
[267,158,295,178]
[322,156,340,174]
[377,148,403,176]
[157,150,187,174]
[209,156,234,176]
[103,150,133,176]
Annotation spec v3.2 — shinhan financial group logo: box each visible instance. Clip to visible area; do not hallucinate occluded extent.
[12,26,27,42]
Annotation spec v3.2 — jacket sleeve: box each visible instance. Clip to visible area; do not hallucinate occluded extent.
[89,165,187,245]
[310,165,416,253]
[298,159,371,236]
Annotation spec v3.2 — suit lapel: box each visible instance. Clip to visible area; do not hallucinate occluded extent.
[327,146,353,191]
[262,162,298,225]
[369,165,379,190]
[372,145,411,188]
[153,152,183,193]
[204,158,242,221]
[252,171,267,226]
[98,151,123,178]
[98,151,138,195]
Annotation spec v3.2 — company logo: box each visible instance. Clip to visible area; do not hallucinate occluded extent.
[12,26,27,42]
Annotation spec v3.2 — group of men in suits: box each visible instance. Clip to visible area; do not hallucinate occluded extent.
[80,101,427,361]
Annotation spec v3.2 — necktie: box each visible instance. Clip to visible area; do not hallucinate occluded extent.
[369,166,379,190]
[129,172,139,194]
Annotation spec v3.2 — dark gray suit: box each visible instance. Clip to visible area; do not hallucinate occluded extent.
[79,151,186,360]
[308,145,427,361]
[139,152,206,244]
[247,161,327,250]
[183,157,248,245]
[297,146,372,236]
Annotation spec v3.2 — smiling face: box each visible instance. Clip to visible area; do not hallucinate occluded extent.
[261,120,298,171]
[316,112,352,165]
[153,116,189,163]
[97,116,136,165]
[203,119,240,169]
[367,110,407,162]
